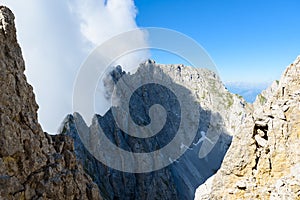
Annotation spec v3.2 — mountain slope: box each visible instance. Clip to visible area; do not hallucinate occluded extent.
[62,61,250,200]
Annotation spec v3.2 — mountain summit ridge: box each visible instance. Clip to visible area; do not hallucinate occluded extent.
[61,60,250,199]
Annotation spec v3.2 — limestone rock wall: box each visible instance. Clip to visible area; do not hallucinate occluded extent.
[196,56,300,200]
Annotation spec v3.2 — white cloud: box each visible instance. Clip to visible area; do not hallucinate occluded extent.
[72,0,137,45]
[1,0,149,133]
[70,0,149,70]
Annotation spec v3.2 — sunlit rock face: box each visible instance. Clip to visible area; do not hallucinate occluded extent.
[196,56,300,200]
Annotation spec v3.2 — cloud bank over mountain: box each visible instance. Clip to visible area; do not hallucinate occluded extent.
[1,0,148,133]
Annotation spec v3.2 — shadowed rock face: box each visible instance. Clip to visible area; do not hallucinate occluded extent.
[61,114,179,200]
[61,61,249,199]
[196,56,300,200]
[0,6,101,200]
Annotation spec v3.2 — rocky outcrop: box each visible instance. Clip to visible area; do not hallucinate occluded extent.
[0,6,101,199]
[195,56,300,199]
[62,60,250,199]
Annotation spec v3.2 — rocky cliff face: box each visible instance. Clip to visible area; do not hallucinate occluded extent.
[0,6,101,199]
[195,56,300,199]
[61,114,179,200]
[61,60,250,200]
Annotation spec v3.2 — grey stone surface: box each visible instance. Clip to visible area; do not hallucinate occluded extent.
[62,60,250,199]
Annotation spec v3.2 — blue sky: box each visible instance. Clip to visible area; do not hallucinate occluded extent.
[135,0,300,83]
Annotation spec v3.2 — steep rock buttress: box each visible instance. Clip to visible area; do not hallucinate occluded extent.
[0,6,101,200]
[196,56,300,199]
